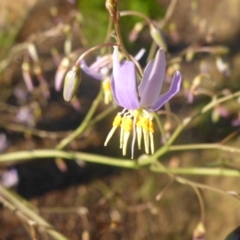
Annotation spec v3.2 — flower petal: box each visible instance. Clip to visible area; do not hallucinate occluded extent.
[149,71,182,111]
[139,48,166,108]
[90,55,111,72]
[134,48,146,61]
[111,47,139,109]
[80,60,103,80]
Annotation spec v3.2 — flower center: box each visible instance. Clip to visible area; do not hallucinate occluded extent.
[104,108,155,158]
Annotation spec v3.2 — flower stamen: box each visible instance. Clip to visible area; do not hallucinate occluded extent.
[104,113,122,146]
[148,118,155,154]
[104,109,155,157]
[136,116,142,150]
[122,117,133,156]
[102,78,112,104]
[142,116,150,154]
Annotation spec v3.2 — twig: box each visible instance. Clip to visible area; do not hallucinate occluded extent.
[56,89,103,150]
[0,183,68,240]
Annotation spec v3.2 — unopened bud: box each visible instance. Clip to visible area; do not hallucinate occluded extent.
[21,61,34,91]
[193,222,205,240]
[64,36,72,55]
[186,49,195,62]
[27,44,39,62]
[216,56,230,76]
[164,121,171,132]
[149,24,167,51]
[212,105,229,123]
[33,64,42,76]
[167,63,180,77]
[192,75,201,88]
[129,22,144,42]
[211,107,220,123]
[63,66,81,101]
[55,57,70,91]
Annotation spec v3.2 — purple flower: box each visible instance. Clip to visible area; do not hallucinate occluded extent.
[111,46,181,111]
[80,55,112,80]
[81,55,113,104]
[80,49,146,105]
[105,46,182,158]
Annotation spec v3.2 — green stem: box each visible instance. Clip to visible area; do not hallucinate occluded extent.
[75,42,117,66]
[0,149,137,169]
[150,165,240,177]
[160,0,178,28]
[113,19,131,60]
[0,183,68,240]
[192,186,205,223]
[169,143,240,154]
[0,120,68,139]
[56,89,103,150]
[153,112,166,143]
[89,105,115,127]
[147,41,157,62]
[147,89,240,164]
[119,10,152,24]
[151,163,240,200]
[1,148,240,177]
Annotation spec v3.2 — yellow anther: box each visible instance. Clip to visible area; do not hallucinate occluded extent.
[104,114,122,147]
[143,129,149,154]
[141,116,152,154]
[136,116,142,149]
[149,132,154,154]
[105,109,156,157]
[102,79,112,104]
[141,117,149,131]
[122,131,130,156]
[136,126,142,150]
[136,116,142,127]
[119,116,126,149]
[148,119,154,133]
[102,80,111,91]
[123,117,133,132]
[112,114,122,127]
[104,92,112,104]
[120,117,133,156]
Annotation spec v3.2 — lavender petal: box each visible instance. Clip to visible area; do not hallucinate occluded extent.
[111,61,139,109]
[134,48,146,61]
[112,46,120,79]
[150,71,182,111]
[80,60,103,80]
[139,48,166,108]
[90,55,111,72]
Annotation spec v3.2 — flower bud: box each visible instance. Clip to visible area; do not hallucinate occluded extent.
[193,222,205,240]
[64,36,72,55]
[21,61,34,91]
[149,24,167,51]
[63,66,81,101]
[186,49,195,62]
[129,22,144,42]
[27,44,39,62]
[216,56,230,76]
[55,57,70,91]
